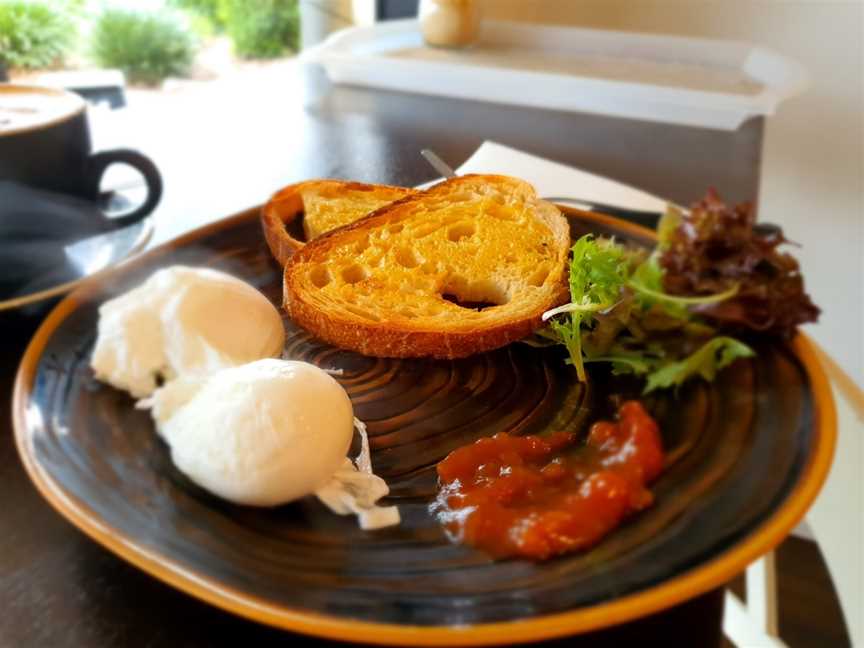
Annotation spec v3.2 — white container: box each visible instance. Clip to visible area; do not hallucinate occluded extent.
[303,19,809,131]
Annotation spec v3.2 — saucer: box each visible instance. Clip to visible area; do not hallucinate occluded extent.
[0,219,154,313]
[0,183,154,313]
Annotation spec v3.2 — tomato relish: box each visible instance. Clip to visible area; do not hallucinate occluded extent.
[432,401,664,560]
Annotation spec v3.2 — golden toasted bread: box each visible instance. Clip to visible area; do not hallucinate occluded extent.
[283,175,570,359]
[261,180,416,266]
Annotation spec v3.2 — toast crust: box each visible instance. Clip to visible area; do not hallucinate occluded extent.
[261,180,415,267]
[283,175,571,359]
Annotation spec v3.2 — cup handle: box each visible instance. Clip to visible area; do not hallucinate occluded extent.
[86,149,163,228]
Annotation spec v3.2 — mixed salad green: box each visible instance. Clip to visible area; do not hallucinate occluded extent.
[539,206,755,393]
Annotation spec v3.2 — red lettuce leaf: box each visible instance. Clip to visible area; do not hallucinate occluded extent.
[659,189,819,336]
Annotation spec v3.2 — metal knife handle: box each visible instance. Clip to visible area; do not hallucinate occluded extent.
[420,149,458,179]
[544,196,662,230]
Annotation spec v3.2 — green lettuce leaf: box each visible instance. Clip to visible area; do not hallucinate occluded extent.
[656,204,683,249]
[584,347,662,376]
[567,234,631,305]
[628,241,738,315]
[643,336,755,394]
[544,234,632,380]
[542,226,750,393]
[628,255,690,320]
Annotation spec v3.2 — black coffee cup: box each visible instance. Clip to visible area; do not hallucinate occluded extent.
[0,84,162,228]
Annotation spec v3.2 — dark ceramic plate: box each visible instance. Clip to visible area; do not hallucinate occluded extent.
[13,207,835,646]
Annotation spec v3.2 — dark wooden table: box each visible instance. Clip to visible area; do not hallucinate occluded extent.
[0,70,763,647]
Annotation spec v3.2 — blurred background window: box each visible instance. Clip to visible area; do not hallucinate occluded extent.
[376,0,417,20]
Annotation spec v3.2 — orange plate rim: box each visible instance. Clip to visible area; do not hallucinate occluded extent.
[12,206,837,647]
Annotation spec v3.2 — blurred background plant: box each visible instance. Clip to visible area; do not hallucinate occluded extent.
[217,0,299,59]
[0,0,300,85]
[168,0,223,37]
[171,0,300,59]
[90,8,196,85]
[0,0,81,70]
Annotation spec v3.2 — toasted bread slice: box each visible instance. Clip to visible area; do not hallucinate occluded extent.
[283,175,570,359]
[261,180,416,266]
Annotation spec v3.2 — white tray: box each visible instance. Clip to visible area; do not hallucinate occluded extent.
[303,20,808,131]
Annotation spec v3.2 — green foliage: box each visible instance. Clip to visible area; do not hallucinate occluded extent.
[219,0,299,59]
[169,0,224,33]
[184,10,217,40]
[171,0,223,25]
[0,1,77,70]
[91,9,196,86]
[543,233,754,393]
[136,0,299,61]
[546,235,633,381]
[642,337,755,393]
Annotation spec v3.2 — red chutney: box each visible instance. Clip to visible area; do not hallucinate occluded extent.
[432,401,664,560]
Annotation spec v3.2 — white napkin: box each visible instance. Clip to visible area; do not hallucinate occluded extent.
[423,141,668,213]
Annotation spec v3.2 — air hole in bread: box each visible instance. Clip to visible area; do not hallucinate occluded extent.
[441,276,508,310]
[394,247,421,269]
[309,265,331,288]
[355,236,370,254]
[286,211,308,243]
[389,223,404,234]
[341,264,368,284]
[527,265,550,287]
[441,294,500,311]
[487,203,517,221]
[447,222,476,242]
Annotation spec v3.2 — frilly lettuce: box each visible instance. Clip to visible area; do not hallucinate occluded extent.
[541,226,753,393]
